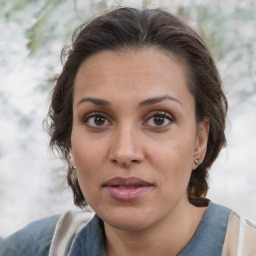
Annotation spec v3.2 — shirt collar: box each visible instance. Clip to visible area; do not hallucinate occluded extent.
[69,201,231,256]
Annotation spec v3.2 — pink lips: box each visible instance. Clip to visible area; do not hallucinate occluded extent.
[103,177,153,202]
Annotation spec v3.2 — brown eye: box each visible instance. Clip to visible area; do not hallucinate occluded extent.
[154,116,165,126]
[145,112,173,128]
[94,116,106,126]
[83,113,111,128]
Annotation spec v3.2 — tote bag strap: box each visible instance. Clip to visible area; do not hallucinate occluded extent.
[48,210,93,256]
[222,211,256,256]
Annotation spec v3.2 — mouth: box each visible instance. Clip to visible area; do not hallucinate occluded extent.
[103,177,153,202]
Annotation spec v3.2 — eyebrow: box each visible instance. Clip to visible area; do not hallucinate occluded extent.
[76,95,182,107]
[77,97,110,107]
[139,95,182,107]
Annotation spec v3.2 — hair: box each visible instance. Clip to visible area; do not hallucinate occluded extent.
[46,7,228,208]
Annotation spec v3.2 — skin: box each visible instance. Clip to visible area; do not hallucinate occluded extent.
[71,48,209,256]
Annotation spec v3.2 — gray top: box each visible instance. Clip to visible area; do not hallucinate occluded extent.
[0,201,231,256]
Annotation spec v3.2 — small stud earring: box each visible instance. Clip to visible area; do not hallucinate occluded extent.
[194,159,199,166]
[72,166,76,171]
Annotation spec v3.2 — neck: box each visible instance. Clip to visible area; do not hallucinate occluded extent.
[104,199,207,256]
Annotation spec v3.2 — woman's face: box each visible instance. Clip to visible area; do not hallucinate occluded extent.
[71,48,209,231]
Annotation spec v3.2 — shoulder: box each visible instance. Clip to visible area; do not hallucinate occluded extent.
[179,201,231,256]
[0,214,60,256]
[222,211,256,255]
[49,210,94,256]
[208,202,256,255]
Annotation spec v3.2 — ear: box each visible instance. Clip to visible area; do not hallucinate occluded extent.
[193,116,210,169]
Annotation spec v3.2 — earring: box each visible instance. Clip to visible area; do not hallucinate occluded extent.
[72,166,76,171]
[194,159,200,166]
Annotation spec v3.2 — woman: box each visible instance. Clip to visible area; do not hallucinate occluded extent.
[1,7,255,256]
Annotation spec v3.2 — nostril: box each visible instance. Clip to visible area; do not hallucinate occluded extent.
[111,158,139,167]
[108,134,144,166]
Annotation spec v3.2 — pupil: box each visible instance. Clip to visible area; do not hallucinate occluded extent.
[154,116,164,125]
[94,116,105,126]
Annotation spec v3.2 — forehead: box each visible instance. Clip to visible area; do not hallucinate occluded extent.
[73,48,192,105]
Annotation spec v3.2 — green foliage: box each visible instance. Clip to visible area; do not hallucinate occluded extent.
[142,0,153,8]
[1,0,255,95]
[1,0,36,20]
[177,1,256,95]
[97,0,108,12]
[25,0,74,56]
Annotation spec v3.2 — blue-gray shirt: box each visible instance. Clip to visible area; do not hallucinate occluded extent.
[0,202,231,256]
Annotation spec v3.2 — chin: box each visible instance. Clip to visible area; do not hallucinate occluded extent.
[104,217,152,231]
[97,206,156,231]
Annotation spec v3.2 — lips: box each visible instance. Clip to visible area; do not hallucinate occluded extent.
[104,177,152,187]
[103,177,153,202]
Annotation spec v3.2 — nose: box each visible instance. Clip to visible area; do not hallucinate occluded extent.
[109,123,144,167]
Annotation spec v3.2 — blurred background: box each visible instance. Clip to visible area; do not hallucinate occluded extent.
[0,0,255,237]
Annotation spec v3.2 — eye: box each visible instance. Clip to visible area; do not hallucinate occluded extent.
[145,112,173,127]
[82,112,111,128]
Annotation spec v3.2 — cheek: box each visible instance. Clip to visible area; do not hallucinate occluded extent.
[73,148,103,203]
[72,128,106,165]
[149,138,194,168]
[71,135,107,190]
[147,139,194,187]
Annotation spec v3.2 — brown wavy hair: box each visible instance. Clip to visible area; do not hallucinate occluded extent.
[45,7,227,208]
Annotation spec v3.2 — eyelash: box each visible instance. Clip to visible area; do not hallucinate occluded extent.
[144,111,174,127]
[82,112,111,128]
[81,111,174,128]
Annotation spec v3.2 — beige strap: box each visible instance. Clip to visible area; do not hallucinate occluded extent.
[222,212,256,256]
[48,210,93,256]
